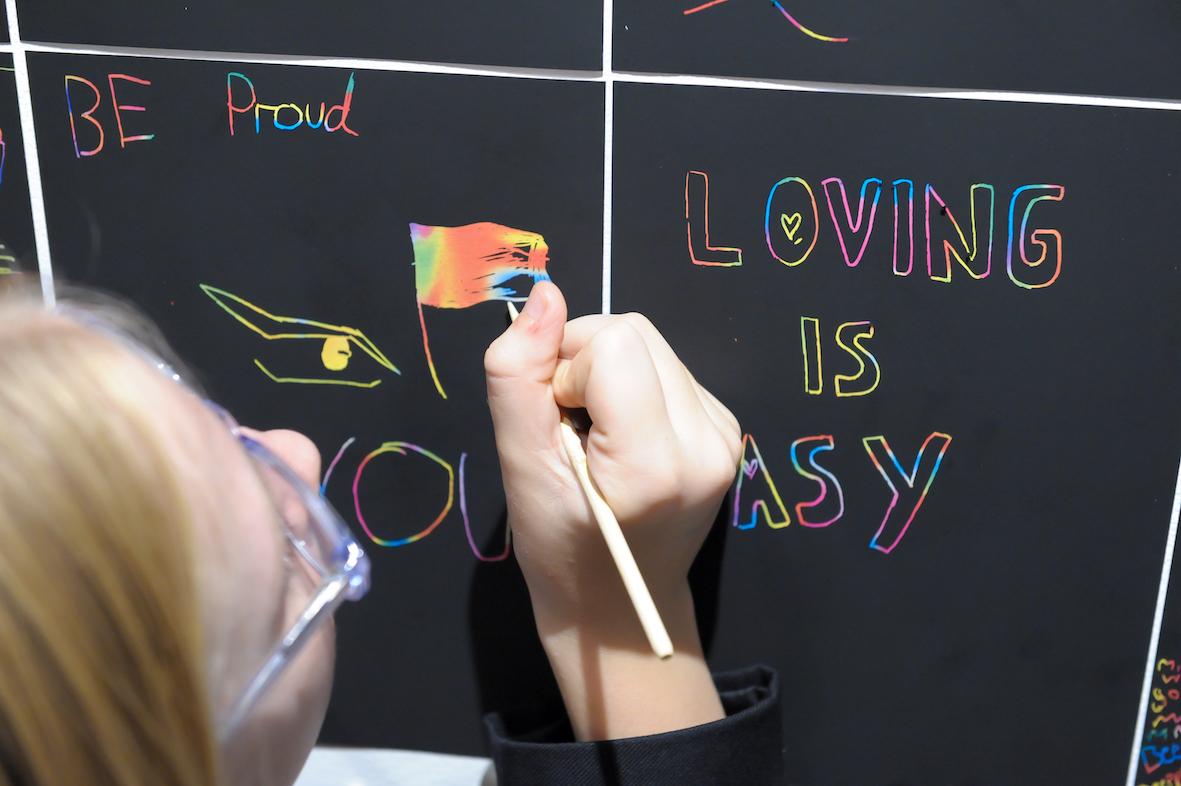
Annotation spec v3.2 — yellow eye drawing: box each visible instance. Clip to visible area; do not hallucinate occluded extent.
[200,283,399,388]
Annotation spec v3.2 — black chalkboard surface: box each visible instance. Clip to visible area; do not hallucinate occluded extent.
[615,0,1181,99]
[27,52,604,753]
[0,55,35,275]
[18,1,602,71]
[613,83,1181,784]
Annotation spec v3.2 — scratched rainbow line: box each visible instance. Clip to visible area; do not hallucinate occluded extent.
[683,0,849,43]
[862,433,952,554]
[410,221,550,399]
[352,442,454,548]
[332,439,510,561]
[200,284,399,388]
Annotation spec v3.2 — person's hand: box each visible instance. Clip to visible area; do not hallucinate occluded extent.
[484,281,741,740]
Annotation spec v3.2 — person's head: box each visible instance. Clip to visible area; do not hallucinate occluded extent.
[0,284,363,786]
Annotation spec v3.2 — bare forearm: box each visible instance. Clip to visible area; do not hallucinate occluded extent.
[534,582,724,741]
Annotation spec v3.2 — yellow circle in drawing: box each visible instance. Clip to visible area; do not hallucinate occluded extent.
[321,336,352,371]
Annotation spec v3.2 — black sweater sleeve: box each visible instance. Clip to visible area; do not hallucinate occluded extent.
[483,665,782,786]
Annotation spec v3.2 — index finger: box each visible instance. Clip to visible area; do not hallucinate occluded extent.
[551,321,680,466]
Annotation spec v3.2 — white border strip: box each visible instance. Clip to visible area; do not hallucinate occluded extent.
[6,2,54,305]
[20,40,603,83]
[1127,451,1181,785]
[17,39,1181,112]
[601,0,613,314]
[613,70,1181,112]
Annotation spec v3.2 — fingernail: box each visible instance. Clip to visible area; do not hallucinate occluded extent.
[521,285,548,324]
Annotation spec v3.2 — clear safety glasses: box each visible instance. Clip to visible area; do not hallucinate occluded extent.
[204,402,371,740]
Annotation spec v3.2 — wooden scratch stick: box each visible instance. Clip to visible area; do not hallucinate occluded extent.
[507,301,674,659]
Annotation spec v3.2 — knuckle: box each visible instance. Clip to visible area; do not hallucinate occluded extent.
[724,413,743,460]
[707,454,739,498]
[621,312,656,336]
[591,321,646,360]
[483,338,514,379]
[694,437,739,497]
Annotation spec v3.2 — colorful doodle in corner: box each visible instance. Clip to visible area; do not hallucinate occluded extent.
[1140,657,1181,784]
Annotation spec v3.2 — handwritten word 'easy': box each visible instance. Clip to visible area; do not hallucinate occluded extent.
[733,431,952,554]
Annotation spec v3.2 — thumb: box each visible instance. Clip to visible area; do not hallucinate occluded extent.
[484,281,567,455]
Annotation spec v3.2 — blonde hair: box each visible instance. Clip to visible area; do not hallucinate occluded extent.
[0,286,219,785]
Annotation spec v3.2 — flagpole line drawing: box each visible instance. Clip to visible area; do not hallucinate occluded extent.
[683,0,850,43]
[199,283,400,388]
[410,221,551,399]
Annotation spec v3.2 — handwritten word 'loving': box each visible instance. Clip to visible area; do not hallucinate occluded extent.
[686,171,1066,289]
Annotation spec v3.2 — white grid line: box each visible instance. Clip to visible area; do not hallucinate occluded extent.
[6,4,54,306]
[613,69,1181,111]
[1127,451,1181,785]
[19,40,604,82]
[602,0,613,314]
[14,39,1181,112]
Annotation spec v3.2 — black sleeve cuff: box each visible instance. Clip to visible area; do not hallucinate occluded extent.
[483,665,782,786]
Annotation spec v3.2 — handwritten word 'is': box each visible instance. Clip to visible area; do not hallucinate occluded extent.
[227,72,359,137]
[686,170,1066,290]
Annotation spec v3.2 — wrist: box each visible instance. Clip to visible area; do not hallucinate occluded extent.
[532,581,725,741]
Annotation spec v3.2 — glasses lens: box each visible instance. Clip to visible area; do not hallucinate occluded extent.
[248,451,333,583]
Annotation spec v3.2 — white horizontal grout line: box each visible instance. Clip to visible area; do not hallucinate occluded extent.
[19,40,604,82]
[613,70,1181,111]
[15,39,1181,110]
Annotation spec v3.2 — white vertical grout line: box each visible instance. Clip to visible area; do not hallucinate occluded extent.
[600,0,613,315]
[1126,450,1181,785]
[5,0,54,307]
